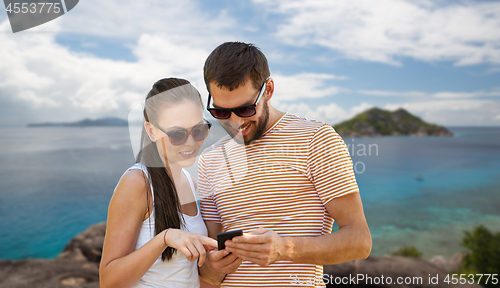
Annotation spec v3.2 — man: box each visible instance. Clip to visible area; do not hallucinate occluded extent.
[198,42,371,287]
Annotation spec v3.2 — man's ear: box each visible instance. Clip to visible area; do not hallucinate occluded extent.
[264,78,275,102]
[144,121,157,142]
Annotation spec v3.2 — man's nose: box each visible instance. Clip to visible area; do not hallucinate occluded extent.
[227,112,245,127]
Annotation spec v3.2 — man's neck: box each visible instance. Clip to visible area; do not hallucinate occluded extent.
[265,106,286,132]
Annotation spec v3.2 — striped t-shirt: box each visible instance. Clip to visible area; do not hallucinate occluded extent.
[199,113,359,287]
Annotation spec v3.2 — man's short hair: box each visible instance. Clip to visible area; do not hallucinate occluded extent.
[204,42,270,92]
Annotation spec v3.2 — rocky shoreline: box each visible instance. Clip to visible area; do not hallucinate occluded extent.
[0,223,480,287]
[0,223,105,288]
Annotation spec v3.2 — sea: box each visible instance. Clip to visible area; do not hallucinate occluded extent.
[0,125,499,260]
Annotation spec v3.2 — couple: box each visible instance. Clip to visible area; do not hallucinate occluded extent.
[99,42,372,288]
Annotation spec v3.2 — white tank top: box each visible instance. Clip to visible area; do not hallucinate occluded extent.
[128,163,207,288]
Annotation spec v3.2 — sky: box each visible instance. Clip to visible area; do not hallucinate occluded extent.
[1,0,499,127]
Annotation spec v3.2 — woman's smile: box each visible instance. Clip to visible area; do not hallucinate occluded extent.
[179,149,196,158]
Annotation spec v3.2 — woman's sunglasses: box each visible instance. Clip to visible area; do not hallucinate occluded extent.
[207,79,268,120]
[152,121,212,146]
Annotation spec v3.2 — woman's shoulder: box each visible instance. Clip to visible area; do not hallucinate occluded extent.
[127,163,148,174]
[115,165,150,200]
[121,163,150,185]
[122,168,148,184]
[107,165,151,221]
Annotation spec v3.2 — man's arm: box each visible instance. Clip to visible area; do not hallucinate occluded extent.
[285,192,371,264]
[205,221,223,239]
[225,192,371,266]
[199,221,243,284]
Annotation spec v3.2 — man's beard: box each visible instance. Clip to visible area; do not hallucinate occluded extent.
[222,99,270,145]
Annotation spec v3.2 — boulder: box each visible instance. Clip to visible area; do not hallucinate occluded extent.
[0,223,106,288]
[0,259,98,288]
[430,253,464,273]
[58,223,106,263]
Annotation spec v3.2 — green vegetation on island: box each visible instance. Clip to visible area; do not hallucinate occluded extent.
[456,225,500,288]
[333,107,453,138]
[391,246,423,258]
[392,225,500,287]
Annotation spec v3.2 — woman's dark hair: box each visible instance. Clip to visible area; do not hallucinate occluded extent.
[204,42,270,92]
[136,77,203,261]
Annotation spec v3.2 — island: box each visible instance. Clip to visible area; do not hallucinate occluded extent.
[27,117,128,127]
[333,107,453,138]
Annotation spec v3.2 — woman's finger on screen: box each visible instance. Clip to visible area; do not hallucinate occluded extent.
[200,235,218,249]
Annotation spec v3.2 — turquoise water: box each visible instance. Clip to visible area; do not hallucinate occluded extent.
[0,126,499,260]
[346,127,500,257]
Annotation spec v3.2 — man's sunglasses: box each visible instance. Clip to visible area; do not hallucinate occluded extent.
[152,121,212,146]
[207,79,268,120]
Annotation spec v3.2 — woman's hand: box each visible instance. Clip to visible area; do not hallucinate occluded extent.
[164,229,218,266]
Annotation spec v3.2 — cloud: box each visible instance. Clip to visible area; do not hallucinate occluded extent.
[255,0,500,66]
[276,101,373,125]
[2,0,498,128]
[0,19,346,126]
[433,91,500,99]
[272,73,347,101]
[384,99,500,126]
[0,0,243,126]
[360,89,500,98]
[359,90,429,97]
[56,0,235,45]
[384,99,489,112]
[350,102,374,115]
[0,19,213,125]
[276,98,499,127]
[0,13,350,126]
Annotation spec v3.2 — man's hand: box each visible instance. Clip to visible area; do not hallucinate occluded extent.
[199,249,243,284]
[225,227,290,266]
[206,249,242,274]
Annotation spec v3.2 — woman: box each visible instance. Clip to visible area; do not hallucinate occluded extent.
[100,78,218,288]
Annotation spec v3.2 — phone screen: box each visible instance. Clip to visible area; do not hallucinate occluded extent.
[217,230,243,250]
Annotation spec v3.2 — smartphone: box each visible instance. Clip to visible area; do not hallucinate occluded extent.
[217,230,243,250]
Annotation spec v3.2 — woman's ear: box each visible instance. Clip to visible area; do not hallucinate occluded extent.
[144,121,157,142]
